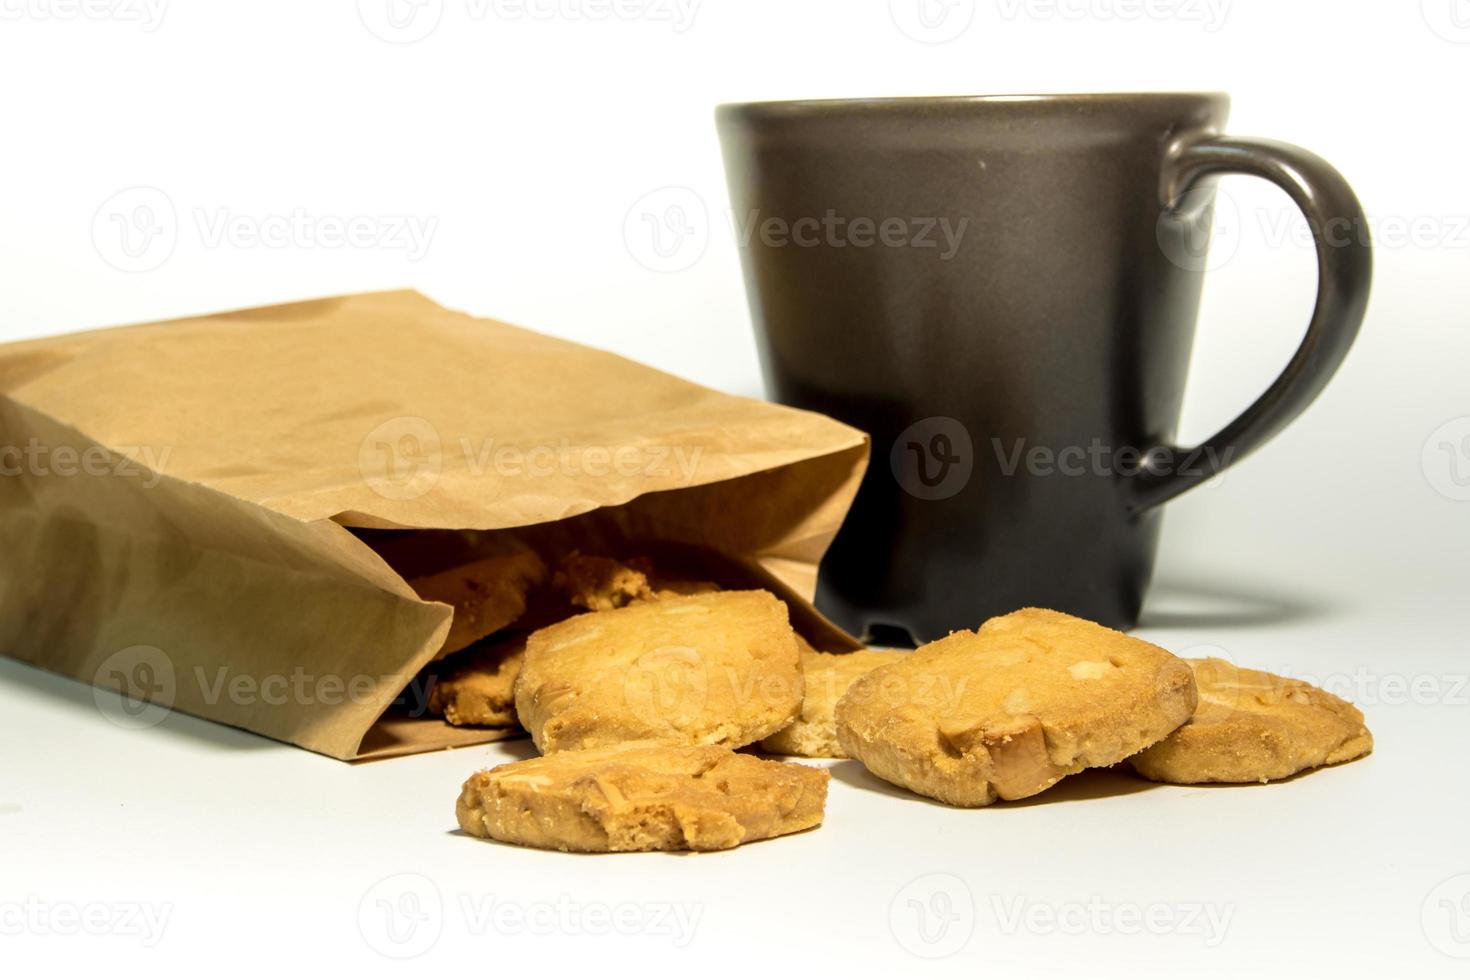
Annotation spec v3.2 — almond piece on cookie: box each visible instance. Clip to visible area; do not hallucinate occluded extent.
[1128,658,1373,784]
[759,648,907,758]
[514,590,802,754]
[456,741,829,852]
[834,608,1198,806]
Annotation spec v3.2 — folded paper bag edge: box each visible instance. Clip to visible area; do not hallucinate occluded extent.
[0,290,872,760]
[0,289,871,536]
[0,394,458,761]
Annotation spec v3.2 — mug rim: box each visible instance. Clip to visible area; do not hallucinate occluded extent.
[717,91,1229,119]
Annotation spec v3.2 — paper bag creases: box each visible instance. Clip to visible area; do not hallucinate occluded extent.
[0,291,869,760]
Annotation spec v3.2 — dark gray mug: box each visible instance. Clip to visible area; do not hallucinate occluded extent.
[717,93,1371,642]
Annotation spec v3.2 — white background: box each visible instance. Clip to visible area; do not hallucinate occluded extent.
[2,1,1468,977]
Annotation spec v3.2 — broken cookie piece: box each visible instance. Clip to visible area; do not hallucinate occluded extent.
[427,633,528,728]
[834,608,1197,806]
[551,552,718,612]
[553,553,655,611]
[456,741,829,852]
[408,545,547,657]
[759,648,906,758]
[1129,658,1373,784]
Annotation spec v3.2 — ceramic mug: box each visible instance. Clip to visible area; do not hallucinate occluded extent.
[717,93,1371,641]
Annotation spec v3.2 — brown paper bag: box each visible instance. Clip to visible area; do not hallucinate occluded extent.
[0,290,868,760]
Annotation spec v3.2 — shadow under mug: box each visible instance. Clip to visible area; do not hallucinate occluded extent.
[717,93,1371,643]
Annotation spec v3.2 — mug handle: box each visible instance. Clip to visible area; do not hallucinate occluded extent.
[1129,135,1372,512]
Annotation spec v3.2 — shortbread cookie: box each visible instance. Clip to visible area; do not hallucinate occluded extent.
[409,547,547,656]
[515,590,802,753]
[427,634,527,727]
[553,553,655,611]
[552,553,716,612]
[760,649,906,758]
[1129,658,1373,784]
[456,741,829,852]
[835,608,1197,806]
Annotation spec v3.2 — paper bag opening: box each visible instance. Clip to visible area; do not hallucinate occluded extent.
[0,291,869,760]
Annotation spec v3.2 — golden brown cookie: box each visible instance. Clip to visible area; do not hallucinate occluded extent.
[409,546,547,656]
[515,590,802,753]
[759,649,907,758]
[427,634,527,727]
[456,741,829,852]
[1129,658,1373,784]
[834,608,1197,806]
[552,552,716,611]
[553,553,656,611]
